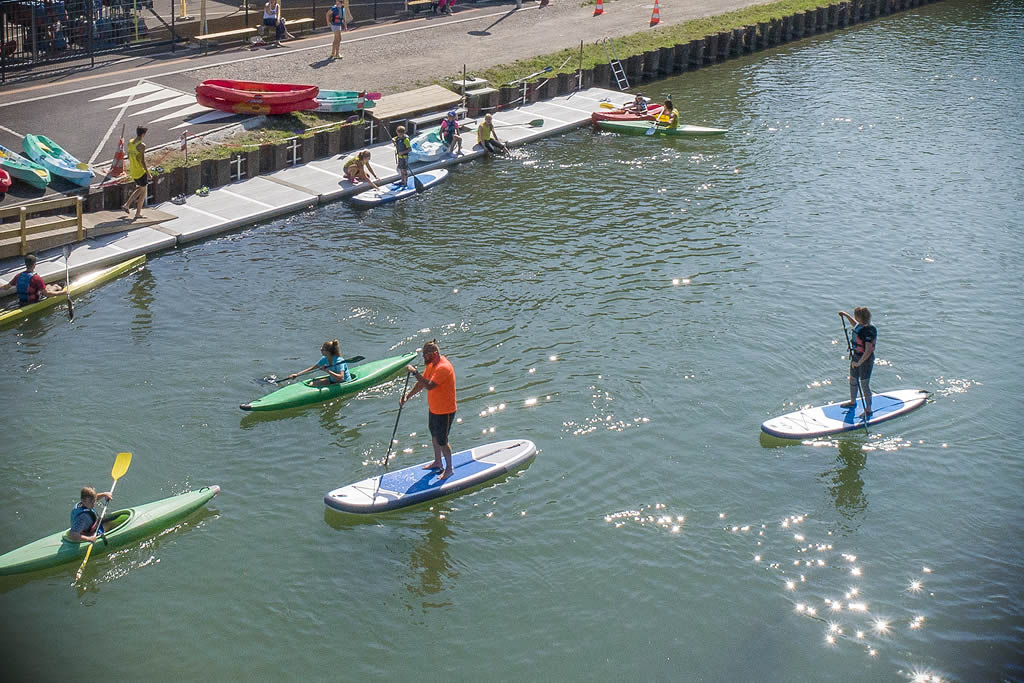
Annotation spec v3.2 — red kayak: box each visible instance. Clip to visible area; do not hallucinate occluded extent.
[195,80,319,106]
[196,92,319,116]
[591,104,664,124]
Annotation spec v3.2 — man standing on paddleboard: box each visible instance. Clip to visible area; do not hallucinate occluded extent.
[401,340,457,480]
[839,307,876,417]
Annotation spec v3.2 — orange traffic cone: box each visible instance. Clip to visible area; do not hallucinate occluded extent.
[650,0,660,26]
[111,135,126,177]
[593,0,603,16]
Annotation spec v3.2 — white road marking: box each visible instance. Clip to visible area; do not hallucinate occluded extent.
[168,108,236,128]
[88,81,142,164]
[107,88,183,109]
[0,124,22,137]
[89,82,165,101]
[129,94,196,117]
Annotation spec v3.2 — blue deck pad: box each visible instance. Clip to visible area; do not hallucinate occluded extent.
[378,450,490,496]
[820,393,905,424]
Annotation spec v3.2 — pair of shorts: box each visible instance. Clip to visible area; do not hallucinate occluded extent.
[262,17,278,27]
[134,174,149,187]
[330,23,343,32]
[396,156,409,170]
[428,411,456,447]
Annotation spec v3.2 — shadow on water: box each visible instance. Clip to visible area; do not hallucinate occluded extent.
[819,437,868,533]
[128,268,156,343]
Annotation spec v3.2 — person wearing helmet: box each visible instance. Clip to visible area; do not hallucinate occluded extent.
[440,110,462,155]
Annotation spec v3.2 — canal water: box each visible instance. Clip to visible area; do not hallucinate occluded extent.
[2,1,1020,679]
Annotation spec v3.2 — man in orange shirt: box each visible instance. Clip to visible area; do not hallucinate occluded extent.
[400,340,457,480]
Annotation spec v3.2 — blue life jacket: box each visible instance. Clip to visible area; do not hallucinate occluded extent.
[15,271,36,305]
[329,5,344,23]
[70,503,101,537]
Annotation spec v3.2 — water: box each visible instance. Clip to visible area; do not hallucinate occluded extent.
[2,1,1021,679]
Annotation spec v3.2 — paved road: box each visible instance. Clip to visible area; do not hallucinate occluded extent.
[0,0,767,202]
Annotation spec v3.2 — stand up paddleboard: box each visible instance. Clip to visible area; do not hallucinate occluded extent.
[325,439,536,513]
[349,169,448,208]
[761,389,929,440]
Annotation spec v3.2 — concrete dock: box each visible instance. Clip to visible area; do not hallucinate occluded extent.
[0,87,625,292]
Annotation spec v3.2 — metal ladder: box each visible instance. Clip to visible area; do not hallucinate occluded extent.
[601,38,629,91]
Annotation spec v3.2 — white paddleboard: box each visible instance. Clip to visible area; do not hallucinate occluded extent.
[761,389,929,439]
[348,168,448,207]
[325,439,536,513]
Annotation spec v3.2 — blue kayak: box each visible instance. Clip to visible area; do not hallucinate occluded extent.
[324,439,536,513]
[349,169,448,208]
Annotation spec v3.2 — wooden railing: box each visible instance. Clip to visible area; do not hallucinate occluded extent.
[0,196,83,259]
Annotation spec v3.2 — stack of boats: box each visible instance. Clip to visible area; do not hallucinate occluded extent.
[195,80,378,115]
[0,135,95,191]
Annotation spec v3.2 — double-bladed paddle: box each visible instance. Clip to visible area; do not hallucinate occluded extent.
[61,245,74,321]
[74,451,132,582]
[259,356,365,385]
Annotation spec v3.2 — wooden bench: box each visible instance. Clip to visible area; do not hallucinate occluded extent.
[253,17,316,42]
[195,27,256,53]
[408,0,433,10]
[0,197,83,259]
[407,106,466,135]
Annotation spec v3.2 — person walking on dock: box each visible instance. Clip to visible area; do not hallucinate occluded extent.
[1,254,64,305]
[326,0,346,59]
[401,340,457,480]
[839,307,877,417]
[121,126,150,220]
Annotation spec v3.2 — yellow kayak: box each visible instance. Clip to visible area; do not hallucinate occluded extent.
[0,255,146,328]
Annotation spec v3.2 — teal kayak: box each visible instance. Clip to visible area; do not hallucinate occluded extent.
[409,126,447,163]
[313,90,379,113]
[0,486,220,576]
[23,134,94,187]
[0,143,50,189]
[596,120,728,136]
[240,352,416,411]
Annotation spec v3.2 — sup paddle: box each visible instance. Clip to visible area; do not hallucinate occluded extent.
[372,372,413,503]
[61,245,74,321]
[261,356,365,385]
[74,451,132,582]
[493,119,544,128]
[840,313,870,432]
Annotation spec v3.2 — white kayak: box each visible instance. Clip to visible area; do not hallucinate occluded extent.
[325,439,537,513]
[348,169,448,208]
[760,389,929,439]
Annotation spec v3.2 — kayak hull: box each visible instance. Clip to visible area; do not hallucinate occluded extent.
[241,352,417,411]
[760,389,929,439]
[0,486,220,576]
[0,255,146,328]
[23,134,94,187]
[313,90,377,113]
[590,104,664,123]
[196,92,318,116]
[350,169,448,207]
[596,120,728,136]
[196,79,318,105]
[325,440,537,513]
[0,144,51,189]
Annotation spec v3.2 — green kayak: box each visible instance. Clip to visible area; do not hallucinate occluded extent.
[596,120,728,136]
[0,143,50,189]
[240,352,417,411]
[0,486,220,576]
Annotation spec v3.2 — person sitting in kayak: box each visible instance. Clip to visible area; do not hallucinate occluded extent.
[658,98,679,130]
[624,94,649,114]
[476,113,508,155]
[839,307,876,417]
[393,125,413,189]
[288,339,352,386]
[1,254,64,306]
[68,486,113,543]
[440,110,462,155]
[342,150,379,188]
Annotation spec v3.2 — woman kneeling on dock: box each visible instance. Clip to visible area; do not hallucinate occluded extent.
[288,339,352,386]
[342,150,379,188]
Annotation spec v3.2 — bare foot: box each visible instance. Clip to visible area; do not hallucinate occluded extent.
[438,469,453,480]
[839,400,855,408]
[422,462,442,470]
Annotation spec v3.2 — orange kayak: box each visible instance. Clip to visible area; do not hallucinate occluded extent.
[195,79,319,105]
[196,92,319,116]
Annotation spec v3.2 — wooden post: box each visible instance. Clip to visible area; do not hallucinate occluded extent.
[75,197,83,241]
[19,207,27,256]
[706,34,719,64]
[793,12,804,39]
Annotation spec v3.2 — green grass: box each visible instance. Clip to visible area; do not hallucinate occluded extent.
[466,0,834,87]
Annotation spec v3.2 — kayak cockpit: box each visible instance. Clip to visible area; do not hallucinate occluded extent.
[60,509,134,544]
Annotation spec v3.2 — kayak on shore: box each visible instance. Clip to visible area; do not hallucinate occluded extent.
[22,134,94,187]
[314,90,379,113]
[195,80,319,105]
[0,255,146,329]
[196,92,319,116]
[0,486,220,576]
[241,352,417,411]
[0,144,50,189]
[596,120,728,137]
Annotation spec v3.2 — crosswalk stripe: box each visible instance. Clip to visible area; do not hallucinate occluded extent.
[108,89,182,110]
[130,94,196,117]
[90,82,164,101]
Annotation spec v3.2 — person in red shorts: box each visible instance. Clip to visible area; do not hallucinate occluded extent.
[400,339,457,480]
[1,254,64,306]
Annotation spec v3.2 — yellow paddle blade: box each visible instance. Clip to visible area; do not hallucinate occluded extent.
[75,541,95,582]
[76,163,89,170]
[111,451,132,479]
